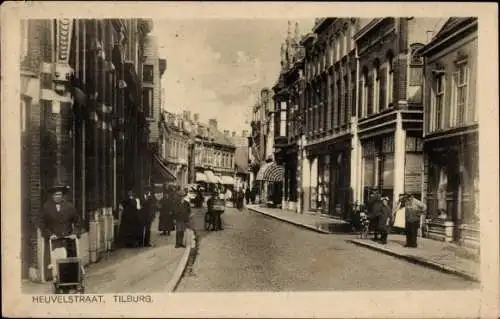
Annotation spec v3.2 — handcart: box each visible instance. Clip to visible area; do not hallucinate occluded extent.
[49,235,85,294]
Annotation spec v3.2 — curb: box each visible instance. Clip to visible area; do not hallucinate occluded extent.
[248,206,331,234]
[164,229,197,292]
[348,239,480,283]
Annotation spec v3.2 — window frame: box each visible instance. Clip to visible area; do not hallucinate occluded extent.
[142,87,154,118]
[454,60,469,126]
[432,72,446,131]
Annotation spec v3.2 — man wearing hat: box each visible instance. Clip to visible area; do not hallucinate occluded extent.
[39,184,81,280]
[174,186,192,248]
[140,186,156,247]
[366,187,382,241]
[399,193,427,248]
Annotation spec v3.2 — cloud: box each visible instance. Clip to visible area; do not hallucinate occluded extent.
[152,19,314,133]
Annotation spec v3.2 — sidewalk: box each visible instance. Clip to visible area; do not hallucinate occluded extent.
[22,215,196,294]
[247,205,479,282]
[247,204,350,234]
[349,235,480,282]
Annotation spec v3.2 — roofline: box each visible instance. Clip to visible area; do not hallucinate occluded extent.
[312,18,335,33]
[418,19,478,56]
[353,18,385,41]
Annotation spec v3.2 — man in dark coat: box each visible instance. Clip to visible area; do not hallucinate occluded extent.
[174,187,191,248]
[378,197,393,244]
[118,189,141,248]
[140,186,156,247]
[39,184,81,281]
[245,187,251,205]
[367,188,382,241]
[158,186,176,236]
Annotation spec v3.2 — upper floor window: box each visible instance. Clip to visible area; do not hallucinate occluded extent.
[366,71,374,116]
[378,65,387,111]
[386,53,394,107]
[454,61,469,126]
[280,101,287,137]
[143,64,154,83]
[349,24,356,52]
[142,87,154,118]
[335,38,341,61]
[342,30,348,56]
[432,71,446,131]
[373,62,380,113]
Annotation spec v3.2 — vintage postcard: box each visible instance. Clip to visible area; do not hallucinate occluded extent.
[1,1,499,318]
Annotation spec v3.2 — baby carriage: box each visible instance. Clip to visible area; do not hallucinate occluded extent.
[49,235,85,294]
[358,212,370,239]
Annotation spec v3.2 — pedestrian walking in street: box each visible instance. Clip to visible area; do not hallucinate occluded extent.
[378,197,393,244]
[118,189,141,248]
[245,187,251,205]
[140,186,156,247]
[174,187,192,248]
[367,188,382,241]
[39,184,82,281]
[158,185,175,236]
[400,193,427,248]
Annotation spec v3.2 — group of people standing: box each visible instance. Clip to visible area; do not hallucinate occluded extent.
[118,184,191,249]
[365,188,427,247]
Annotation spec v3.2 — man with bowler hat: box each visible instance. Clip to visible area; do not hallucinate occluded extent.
[140,186,156,247]
[174,186,192,248]
[39,184,81,281]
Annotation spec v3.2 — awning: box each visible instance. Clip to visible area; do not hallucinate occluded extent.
[256,162,284,182]
[196,172,207,183]
[214,175,223,184]
[152,154,176,182]
[204,170,219,184]
[221,175,235,185]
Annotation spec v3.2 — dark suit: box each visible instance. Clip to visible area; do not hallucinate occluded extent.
[158,195,175,233]
[140,195,156,246]
[175,198,191,247]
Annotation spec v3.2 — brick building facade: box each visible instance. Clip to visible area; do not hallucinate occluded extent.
[353,18,438,210]
[419,18,479,247]
[300,18,360,218]
[20,19,155,281]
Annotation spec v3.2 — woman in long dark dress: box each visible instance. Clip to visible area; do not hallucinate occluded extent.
[158,187,175,236]
[118,190,141,248]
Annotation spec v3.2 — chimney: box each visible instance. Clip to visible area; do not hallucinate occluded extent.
[208,119,218,129]
[241,130,248,137]
[224,130,230,137]
[193,113,199,122]
[182,110,189,120]
[232,131,236,137]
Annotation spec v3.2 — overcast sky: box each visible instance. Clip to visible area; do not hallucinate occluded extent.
[151,19,314,134]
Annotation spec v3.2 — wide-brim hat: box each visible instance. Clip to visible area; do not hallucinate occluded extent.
[381,196,390,201]
[48,184,70,194]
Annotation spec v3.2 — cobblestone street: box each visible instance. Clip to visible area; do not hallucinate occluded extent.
[177,207,477,292]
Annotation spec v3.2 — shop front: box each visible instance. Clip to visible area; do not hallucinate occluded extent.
[328,141,352,219]
[424,131,479,246]
[255,161,285,207]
